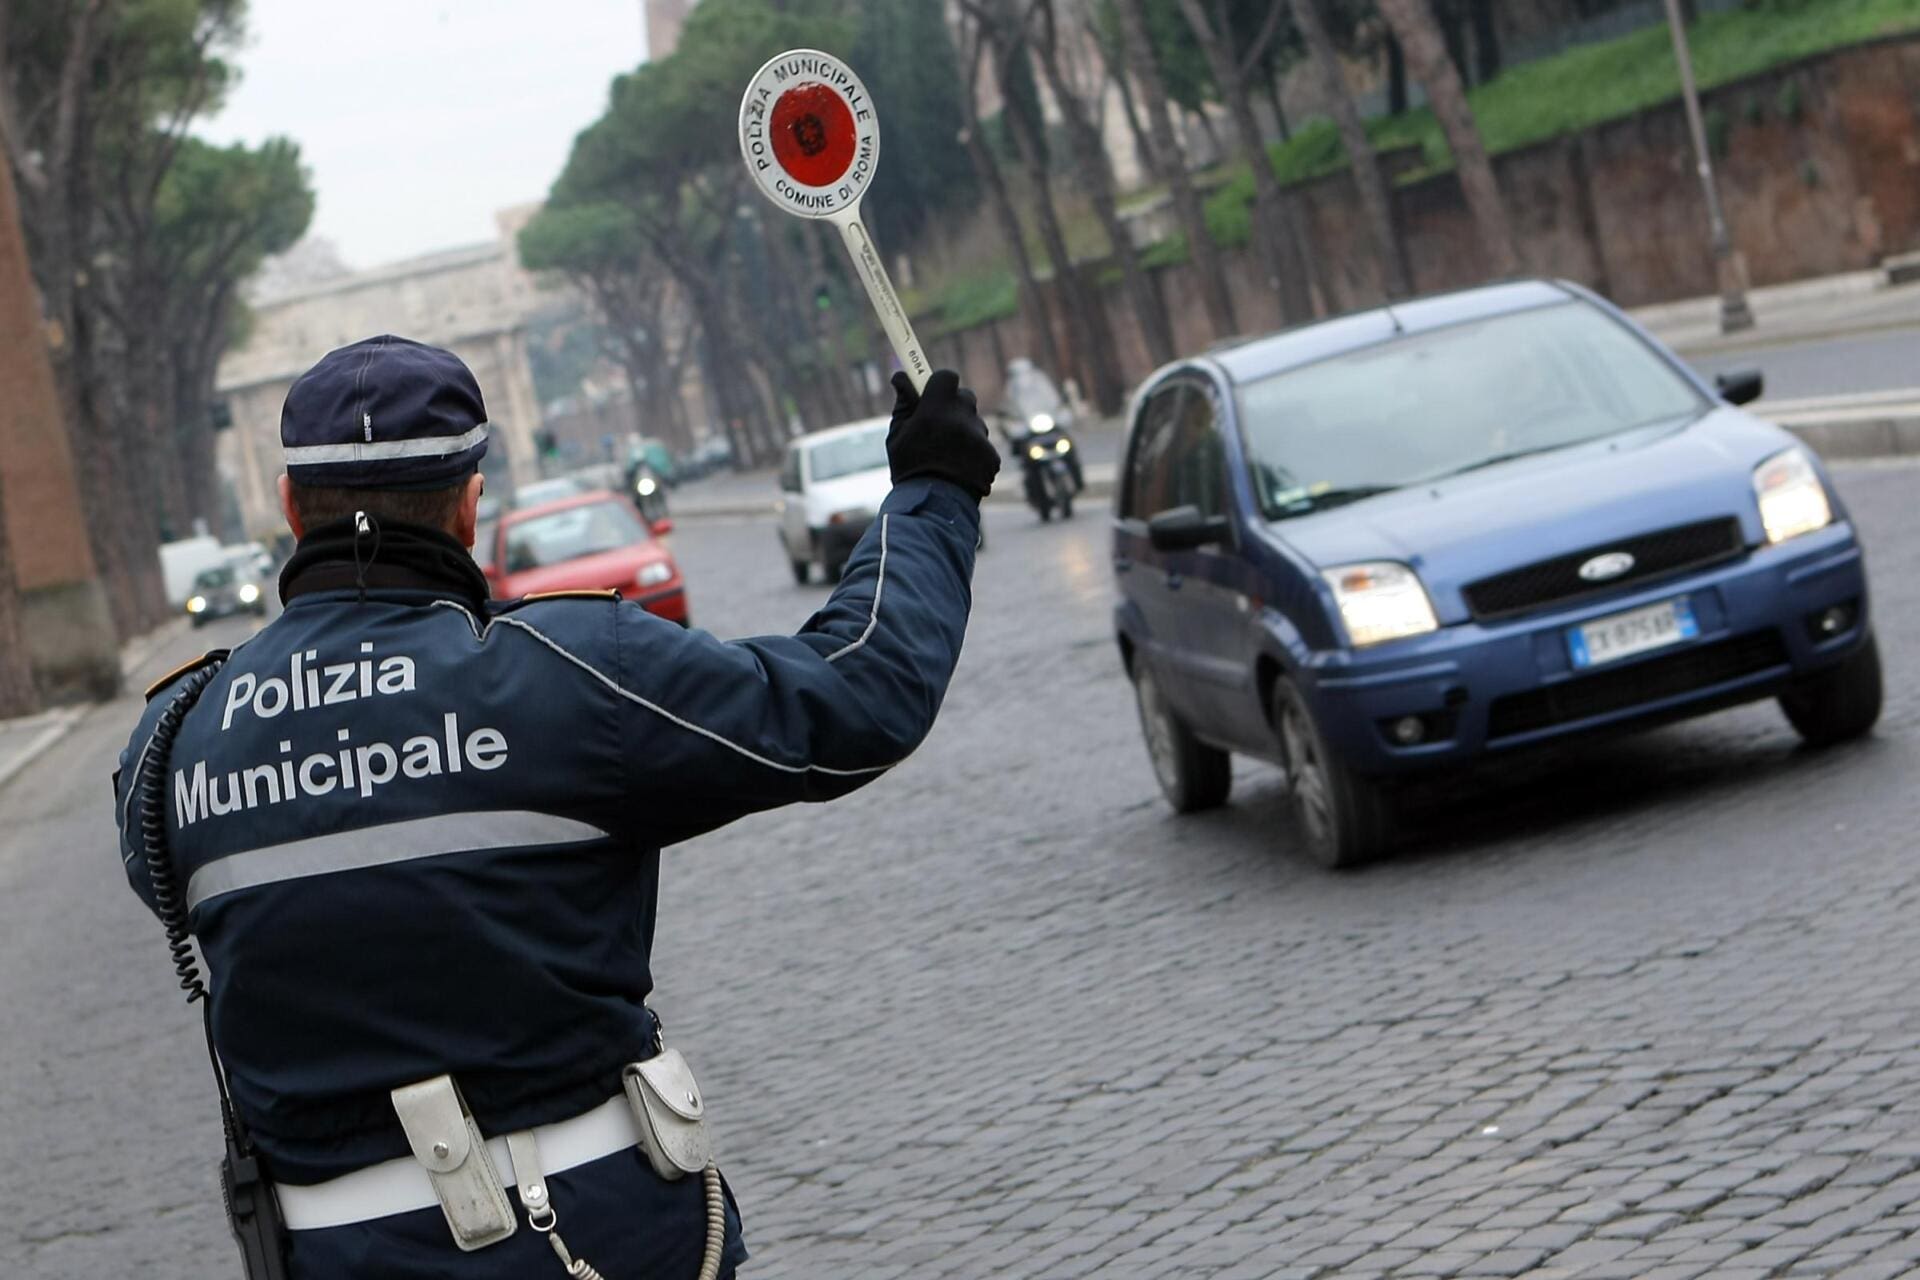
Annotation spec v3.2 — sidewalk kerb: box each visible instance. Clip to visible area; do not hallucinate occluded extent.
[0,706,86,794]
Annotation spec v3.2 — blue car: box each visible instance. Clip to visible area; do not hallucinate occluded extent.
[1114,280,1881,867]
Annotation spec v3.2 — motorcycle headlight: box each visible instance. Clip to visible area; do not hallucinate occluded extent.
[1027,444,1047,462]
[237,583,260,604]
[1055,437,1072,454]
[636,475,658,497]
[1321,562,1438,648]
[186,595,207,614]
[1753,447,1831,544]
[635,562,674,588]
[1030,412,1054,434]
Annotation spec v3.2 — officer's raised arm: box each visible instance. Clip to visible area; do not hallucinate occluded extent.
[495,369,1000,844]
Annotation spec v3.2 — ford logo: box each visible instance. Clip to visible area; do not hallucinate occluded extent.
[1578,551,1636,582]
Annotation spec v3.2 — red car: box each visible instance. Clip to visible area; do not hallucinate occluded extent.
[487,490,688,624]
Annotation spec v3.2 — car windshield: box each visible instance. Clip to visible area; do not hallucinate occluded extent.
[807,426,889,483]
[193,566,234,589]
[1237,301,1707,520]
[513,478,584,509]
[503,500,645,571]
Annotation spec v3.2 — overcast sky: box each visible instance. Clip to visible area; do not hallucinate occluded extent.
[198,1,650,269]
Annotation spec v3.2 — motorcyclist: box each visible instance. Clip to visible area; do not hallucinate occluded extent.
[1000,357,1085,507]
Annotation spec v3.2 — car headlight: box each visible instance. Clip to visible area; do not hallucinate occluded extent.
[636,475,658,497]
[1027,444,1047,462]
[1030,412,1054,434]
[635,562,674,588]
[1321,562,1439,648]
[237,583,260,604]
[186,595,206,614]
[1055,437,1072,454]
[1753,447,1831,544]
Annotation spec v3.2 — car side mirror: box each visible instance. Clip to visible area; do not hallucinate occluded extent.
[1714,368,1763,406]
[1147,506,1231,552]
[650,517,674,538]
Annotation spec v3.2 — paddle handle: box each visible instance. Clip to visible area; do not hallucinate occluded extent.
[834,210,929,394]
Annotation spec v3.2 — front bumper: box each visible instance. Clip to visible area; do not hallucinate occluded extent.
[816,517,872,566]
[624,583,689,625]
[1303,522,1870,774]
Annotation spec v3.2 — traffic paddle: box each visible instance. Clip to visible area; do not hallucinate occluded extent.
[738,50,931,393]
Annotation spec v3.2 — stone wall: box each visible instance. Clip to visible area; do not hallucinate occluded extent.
[925,33,1920,413]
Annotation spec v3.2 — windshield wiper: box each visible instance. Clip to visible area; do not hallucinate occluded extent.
[1269,484,1398,519]
[1416,441,1580,483]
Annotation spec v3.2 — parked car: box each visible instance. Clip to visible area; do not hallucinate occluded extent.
[487,490,687,625]
[1115,279,1879,868]
[159,535,229,607]
[777,417,892,584]
[185,563,266,626]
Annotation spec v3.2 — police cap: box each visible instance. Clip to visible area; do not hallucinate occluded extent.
[281,335,489,490]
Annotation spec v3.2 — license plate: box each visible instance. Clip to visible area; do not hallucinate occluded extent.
[1568,597,1699,669]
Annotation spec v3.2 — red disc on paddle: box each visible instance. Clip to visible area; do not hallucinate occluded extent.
[769,83,858,189]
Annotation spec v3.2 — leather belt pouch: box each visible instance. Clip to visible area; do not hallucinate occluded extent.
[622,1049,712,1180]
[390,1075,517,1250]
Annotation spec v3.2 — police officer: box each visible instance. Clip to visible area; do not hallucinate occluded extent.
[114,335,999,1279]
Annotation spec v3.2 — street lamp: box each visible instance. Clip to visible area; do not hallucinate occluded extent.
[1663,0,1754,333]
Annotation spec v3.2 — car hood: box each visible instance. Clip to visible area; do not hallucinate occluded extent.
[498,542,674,598]
[802,467,891,523]
[1268,408,1797,624]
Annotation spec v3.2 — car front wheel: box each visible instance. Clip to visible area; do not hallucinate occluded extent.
[1272,678,1391,869]
[790,558,810,585]
[1133,664,1231,813]
[1780,631,1883,747]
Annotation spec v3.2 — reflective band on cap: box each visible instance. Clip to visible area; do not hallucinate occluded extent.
[185,810,607,910]
[284,423,490,466]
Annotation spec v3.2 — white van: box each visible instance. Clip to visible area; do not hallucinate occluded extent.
[776,417,892,584]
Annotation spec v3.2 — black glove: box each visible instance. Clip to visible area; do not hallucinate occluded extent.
[887,369,1000,501]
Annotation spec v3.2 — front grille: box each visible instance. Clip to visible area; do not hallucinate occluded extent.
[1462,517,1745,621]
[1486,630,1790,740]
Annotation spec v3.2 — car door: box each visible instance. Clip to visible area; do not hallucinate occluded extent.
[1117,382,1216,727]
[1159,384,1272,750]
[778,444,808,561]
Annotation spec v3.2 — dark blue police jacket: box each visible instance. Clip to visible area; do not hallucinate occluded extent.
[114,477,980,1278]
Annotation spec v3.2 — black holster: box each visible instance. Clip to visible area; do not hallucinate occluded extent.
[222,1135,292,1280]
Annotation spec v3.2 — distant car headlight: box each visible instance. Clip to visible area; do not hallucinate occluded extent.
[237,583,260,604]
[1321,561,1439,648]
[636,475,658,497]
[1055,437,1072,454]
[185,595,207,614]
[1753,447,1832,544]
[635,562,674,588]
[1027,444,1047,462]
[1030,412,1054,434]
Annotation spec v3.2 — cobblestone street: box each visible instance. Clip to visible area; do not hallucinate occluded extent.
[5,461,1920,1278]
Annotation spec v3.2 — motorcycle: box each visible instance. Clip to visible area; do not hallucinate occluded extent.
[629,463,670,525]
[1006,411,1083,523]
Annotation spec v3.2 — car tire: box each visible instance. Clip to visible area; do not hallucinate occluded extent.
[1133,663,1231,813]
[790,558,810,585]
[1780,630,1883,748]
[1271,678,1391,869]
[825,559,844,584]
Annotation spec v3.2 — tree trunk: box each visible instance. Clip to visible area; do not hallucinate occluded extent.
[1174,0,1313,325]
[1470,0,1501,82]
[1375,0,1521,276]
[1262,61,1291,142]
[1387,35,1409,116]
[1115,0,1236,338]
[1292,0,1413,298]
[958,124,1064,384]
[1032,0,1174,367]
[0,473,37,717]
[988,24,1125,413]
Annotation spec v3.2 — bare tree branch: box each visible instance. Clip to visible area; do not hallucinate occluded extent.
[1238,0,1288,78]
